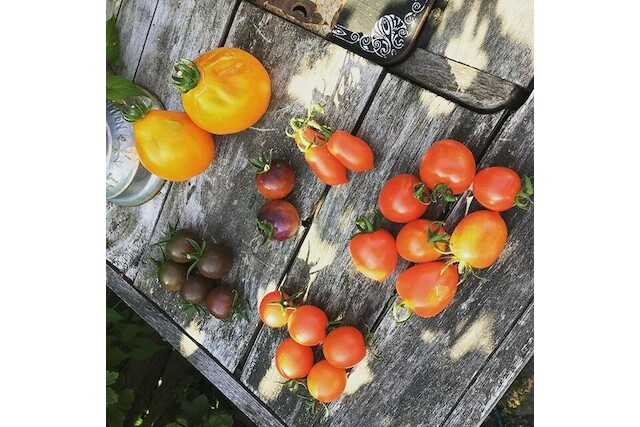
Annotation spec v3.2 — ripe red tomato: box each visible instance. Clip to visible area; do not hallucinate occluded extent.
[473,167,530,212]
[304,144,348,186]
[251,153,295,200]
[419,139,476,195]
[348,218,398,281]
[322,326,366,369]
[450,210,507,269]
[134,110,215,181]
[396,262,459,318]
[259,290,296,328]
[327,130,374,172]
[307,360,347,402]
[174,47,271,135]
[275,338,314,379]
[396,219,448,263]
[257,200,300,242]
[378,174,429,223]
[287,305,328,346]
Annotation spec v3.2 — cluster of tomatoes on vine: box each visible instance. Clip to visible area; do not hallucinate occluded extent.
[150,225,247,321]
[347,139,533,322]
[258,290,375,412]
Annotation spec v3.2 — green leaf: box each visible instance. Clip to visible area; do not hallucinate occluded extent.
[107,307,125,324]
[181,394,212,422]
[107,406,125,427]
[106,16,120,63]
[203,411,233,427]
[107,346,130,369]
[133,416,144,426]
[120,324,143,343]
[106,75,147,101]
[130,337,161,360]
[115,388,135,411]
[106,370,119,386]
[106,387,119,406]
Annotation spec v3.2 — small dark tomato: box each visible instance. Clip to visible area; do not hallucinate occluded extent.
[166,228,200,263]
[158,260,188,292]
[251,153,296,200]
[257,200,300,242]
[180,274,215,304]
[196,244,234,279]
[206,285,236,319]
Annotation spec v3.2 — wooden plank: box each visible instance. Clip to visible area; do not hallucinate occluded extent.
[106,0,123,19]
[106,263,286,427]
[240,73,506,426]
[389,48,527,113]
[441,303,533,427]
[114,0,159,81]
[130,0,384,376]
[307,93,534,427]
[422,0,534,87]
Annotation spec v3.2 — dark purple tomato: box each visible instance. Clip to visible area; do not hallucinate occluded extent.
[166,229,199,263]
[180,273,215,304]
[256,159,296,200]
[206,285,236,319]
[158,260,187,292]
[196,244,234,279]
[256,200,300,242]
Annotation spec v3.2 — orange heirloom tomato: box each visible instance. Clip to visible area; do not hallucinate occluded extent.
[133,110,215,181]
[327,130,374,172]
[419,139,476,195]
[396,262,459,318]
[349,218,398,282]
[173,47,271,135]
[307,360,347,403]
[287,305,328,346]
[275,338,314,380]
[258,290,296,328]
[396,219,448,263]
[450,210,507,269]
[322,326,366,369]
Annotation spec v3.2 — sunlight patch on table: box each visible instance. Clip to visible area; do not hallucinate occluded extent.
[256,280,279,307]
[288,47,349,106]
[179,328,199,358]
[450,313,495,361]
[257,362,284,403]
[420,329,441,344]
[344,356,374,395]
[496,0,534,50]
[444,0,489,74]
[447,59,478,93]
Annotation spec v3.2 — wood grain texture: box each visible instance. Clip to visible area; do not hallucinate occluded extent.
[390,48,527,113]
[114,0,160,81]
[240,73,505,426]
[130,1,384,374]
[441,303,533,427]
[307,93,534,427]
[106,263,286,427]
[422,0,534,87]
[106,0,123,19]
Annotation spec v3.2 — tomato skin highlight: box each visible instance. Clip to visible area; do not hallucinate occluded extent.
[307,360,347,403]
[181,47,271,135]
[472,167,521,212]
[304,144,348,186]
[396,262,459,318]
[349,228,398,281]
[255,159,295,200]
[396,220,446,263]
[134,110,215,182]
[419,139,476,194]
[322,326,366,369]
[327,130,374,172]
[275,338,314,379]
[450,210,507,269]
[287,305,328,346]
[378,174,429,223]
[259,290,293,328]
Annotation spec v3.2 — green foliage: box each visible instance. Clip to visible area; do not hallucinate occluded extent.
[106,75,149,101]
[106,16,148,104]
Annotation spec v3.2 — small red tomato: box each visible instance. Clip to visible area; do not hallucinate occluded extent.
[259,290,296,328]
[304,144,349,186]
[307,360,347,402]
[396,262,459,318]
[322,326,366,369]
[257,200,300,242]
[378,174,429,223]
[450,210,507,269]
[419,139,476,195]
[348,217,398,281]
[287,305,328,346]
[327,130,374,172]
[250,152,295,200]
[275,338,314,379]
[473,167,531,212]
[396,219,448,263]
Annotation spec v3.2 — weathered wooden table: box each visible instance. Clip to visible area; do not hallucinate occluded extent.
[106,1,533,426]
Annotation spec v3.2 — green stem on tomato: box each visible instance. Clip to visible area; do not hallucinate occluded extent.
[115,96,154,123]
[515,175,534,209]
[172,59,201,94]
[412,183,431,205]
[256,219,276,244]
[392,298,413,323]
[429,183,457,204]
